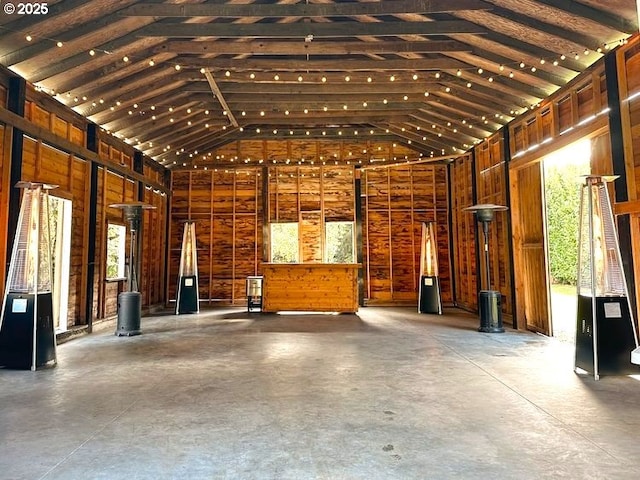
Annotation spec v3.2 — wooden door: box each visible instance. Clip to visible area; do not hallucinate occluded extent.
[511,162,551,334]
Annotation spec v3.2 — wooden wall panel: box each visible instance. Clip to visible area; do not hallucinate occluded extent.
[366,209,392,300]
[474,133,513,318]
[68,158,89,326]
[615,37,640,324]
[451,153,477,311]
[323,167,354,221]
[363,164,451,305]
[140,188,167,307]
[211,215,234,300]
[301,211,322,263]
[510,162,550,334]
[510,63,607,158]
[169,169,262,305]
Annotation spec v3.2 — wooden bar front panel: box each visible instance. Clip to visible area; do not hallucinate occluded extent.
[262,263,359,313]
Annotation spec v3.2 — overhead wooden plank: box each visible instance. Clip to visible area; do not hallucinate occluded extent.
[482,31,585,73]
[203,69,238,127]
[180,58,470,71]
[534,0,637,34]
[137,20,487,38]
[122,0,491,17]
[155,40,473,56]
[480,5,604,49]
[201,82,440,96]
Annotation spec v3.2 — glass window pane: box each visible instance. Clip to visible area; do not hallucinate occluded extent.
[325,222,354,263]
[271,223,299,263]
[106,224,127,279]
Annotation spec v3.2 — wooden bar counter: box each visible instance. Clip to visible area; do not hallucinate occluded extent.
[261,263,360,313]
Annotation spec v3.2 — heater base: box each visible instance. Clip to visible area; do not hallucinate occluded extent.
[478,290,504,333]
[418,276,442,314]
[575,295,639,377]
[116,292,141,337]
[0,293,56,370]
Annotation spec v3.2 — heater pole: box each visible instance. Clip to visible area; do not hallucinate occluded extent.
[483,221,491,291]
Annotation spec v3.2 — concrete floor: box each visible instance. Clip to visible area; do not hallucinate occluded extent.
[1,307,640,480]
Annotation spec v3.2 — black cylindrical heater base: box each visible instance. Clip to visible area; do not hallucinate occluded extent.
[478,290,504,333]
[418,276,442,314]
[116,292,141,336]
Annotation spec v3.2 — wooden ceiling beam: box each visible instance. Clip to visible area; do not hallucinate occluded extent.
[0,6,151,68]
[98,96,198,131]
[122,0,491,18]
[77,71,188,116]
[0,0,90,48]
[138,20,487,38]
[184,83,439,96]
[482,31,584,72]
[30,40,169,85]
[376,123,467,152]
[534,0,637,34]
[180,57,470,71]
[203,69,237,127]
[155,40,473,56]
[408,112,495,138]
[220,92,429,104]
[485,5,605,50]
[450,48,572,87]
[420,99,507,129]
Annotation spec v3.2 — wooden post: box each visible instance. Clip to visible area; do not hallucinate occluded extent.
[470,148,480,311]
[446,162,456,308]
[261,165,270,262]
[133,151,145,305]
[503,128,518,329]
[5,76,26,280]
[354,166,364,305]
[605,51,638,321]
[84,123,100,332]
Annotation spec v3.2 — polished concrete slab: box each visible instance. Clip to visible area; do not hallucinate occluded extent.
[1,307,640,479]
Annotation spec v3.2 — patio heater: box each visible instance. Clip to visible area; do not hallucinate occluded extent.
[575,175,639,379]
[175,220,199,314]
[0,182,57,370]
[109,202,155,336]
[464,204,508,333]
[418,222,442,314]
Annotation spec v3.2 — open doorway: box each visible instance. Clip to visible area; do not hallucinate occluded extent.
[48,196,72,333]
[543,139,591,342]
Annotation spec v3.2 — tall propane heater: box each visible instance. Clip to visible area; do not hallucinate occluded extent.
[175,220,199,314]
[109,202,155,336]
[575,176,639,379]
[418,222,442,314]
[0,182,58,370]
[464,204,508,333]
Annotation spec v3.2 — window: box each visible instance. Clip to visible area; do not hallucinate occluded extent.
[106,223,127,280]
[270,223,299,263]
[325,222,354,263]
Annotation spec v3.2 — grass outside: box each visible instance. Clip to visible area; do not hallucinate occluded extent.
[550,283,577,343]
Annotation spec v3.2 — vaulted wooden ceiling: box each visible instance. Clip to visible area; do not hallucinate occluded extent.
[0,0,636,169]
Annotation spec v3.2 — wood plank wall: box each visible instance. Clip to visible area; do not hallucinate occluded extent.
[451,153,477,311]
[0,80,169,328]
[474,133,513,318]
[269,165,355,263]
[169,168,262,304]
[615,35,640,323]
[362,164,451,304]
[507,61,610,332]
